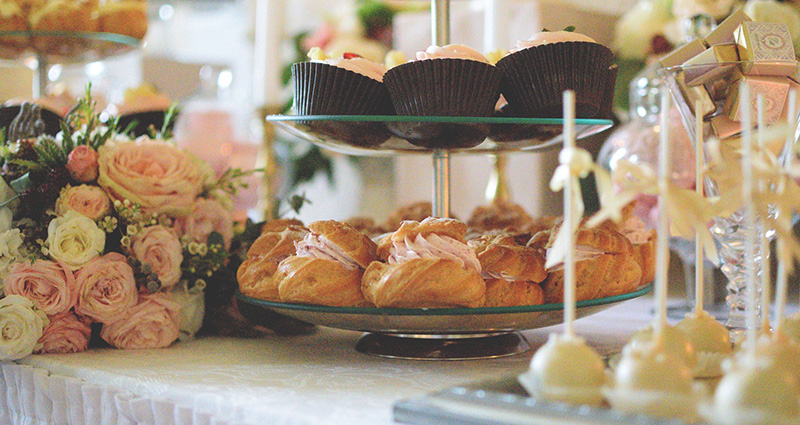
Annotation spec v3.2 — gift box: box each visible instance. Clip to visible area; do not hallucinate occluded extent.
[735,21,796,77]
[724,75,790,124]
[683,43,740,86]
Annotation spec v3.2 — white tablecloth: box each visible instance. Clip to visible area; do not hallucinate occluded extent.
[3,297,657,425]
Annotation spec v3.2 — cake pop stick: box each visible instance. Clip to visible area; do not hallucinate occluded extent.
[563,89,576,338]
[694,99,705,316]
[740,81,758,357]
[776,89,797,333]
[756,95,772,333]
[655,89,671,341]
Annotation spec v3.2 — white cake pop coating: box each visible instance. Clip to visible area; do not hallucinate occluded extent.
[627,322,698,370]
[603,340,698,419]
[700,357,800,425]
[737,332,800,389]
[676,310,732,378]
[518,333,606,406]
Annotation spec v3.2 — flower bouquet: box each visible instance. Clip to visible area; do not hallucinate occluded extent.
[0,88,265,360]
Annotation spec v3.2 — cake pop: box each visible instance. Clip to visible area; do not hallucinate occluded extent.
[604,89,700,420]
[517,91,607,406]
[674,99,732,378]
[701,356,800,425]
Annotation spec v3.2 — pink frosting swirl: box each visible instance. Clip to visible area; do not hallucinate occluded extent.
[388,233,481,272]
[295,233,359,270]
[100,291,181,349]
[36,312,91,354]
[415,44,489,63]
[316,57,388,82]
[74,252,138,324]
[512,31,596,52]
[4,260,76,315]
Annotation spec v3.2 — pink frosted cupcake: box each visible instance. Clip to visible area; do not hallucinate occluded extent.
[496,30,615,118]
[292,49,393,146]
[382,44,502,149]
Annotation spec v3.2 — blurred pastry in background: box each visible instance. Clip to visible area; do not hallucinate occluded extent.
[382,200,433,232]
[97,0,148,40]
[467,199,533,233]
[0,1,29,54]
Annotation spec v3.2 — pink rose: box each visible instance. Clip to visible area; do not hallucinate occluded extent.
[74,252,138,323]
[67,145,99,183]
[173,198,234,248]
[4,260,76,315]
[131,225,183,288]
[100,291,181,349]
[36,312,91,354]
[55,184,112,221]
[97,137,212,217]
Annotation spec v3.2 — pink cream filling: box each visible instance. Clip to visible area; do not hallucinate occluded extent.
[295,233,360,270]
[388,233,481,273]
[545,245,605,271]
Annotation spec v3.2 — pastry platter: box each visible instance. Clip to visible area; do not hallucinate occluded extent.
[235,283,652,359]
[267,114,613,156]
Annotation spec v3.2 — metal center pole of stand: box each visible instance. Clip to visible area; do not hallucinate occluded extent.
[34,55,48,98]
[432,150,450,217]
[431,0,451,218]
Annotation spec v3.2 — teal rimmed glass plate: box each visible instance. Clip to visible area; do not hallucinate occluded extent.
[267,114,613,156]
[0,30,140,63]
[235,283,652,335]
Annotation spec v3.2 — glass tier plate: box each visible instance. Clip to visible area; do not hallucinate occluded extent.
[0,30,139,63]
[267,115,613,156]
[235,283,652,335]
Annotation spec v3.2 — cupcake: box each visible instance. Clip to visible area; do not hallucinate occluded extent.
[496,29,615,118]
[291,48,393,147]
[382,44,503,149]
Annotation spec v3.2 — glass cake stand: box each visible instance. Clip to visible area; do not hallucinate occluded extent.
[0,30,141,97]
[236,284,653,360]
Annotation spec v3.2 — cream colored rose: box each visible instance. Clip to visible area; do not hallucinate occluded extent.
[0,295,49,360]
[131,225,183,288]
[171,280,205,341]
[100,291,181,349]
[97,137,213,217]
[173,197,234,248]
[672,0,734,20]
[613,0,673,60]
[55,184,113,221]
[0,229,25,284]
[46,210,106,270]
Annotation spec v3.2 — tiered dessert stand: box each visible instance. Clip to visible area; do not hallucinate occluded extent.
[237,0,650,359]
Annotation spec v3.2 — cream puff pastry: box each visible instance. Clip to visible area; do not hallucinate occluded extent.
[534,220,642,303]
[469,232,546,307]
[276,220,377,306]
[237,222,308,301]
[365,217,485,307]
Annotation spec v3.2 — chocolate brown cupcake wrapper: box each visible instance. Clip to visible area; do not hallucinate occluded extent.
[383,59,502,117]
[292,62,393,116]
[382,59,502,148]
[496,42,614,118]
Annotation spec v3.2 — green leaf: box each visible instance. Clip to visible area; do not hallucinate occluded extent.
[207,231,225,247]
[10,173,32,193]
[563,25,576,32]
[288,145,333,189]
